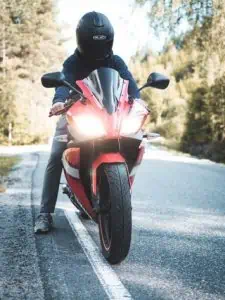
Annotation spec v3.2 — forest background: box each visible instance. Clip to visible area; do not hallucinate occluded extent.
[1,0,224,162]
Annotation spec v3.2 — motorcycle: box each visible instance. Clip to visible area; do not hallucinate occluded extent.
[41,68,169,264]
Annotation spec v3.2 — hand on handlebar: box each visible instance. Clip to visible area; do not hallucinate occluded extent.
[49,102,65,117]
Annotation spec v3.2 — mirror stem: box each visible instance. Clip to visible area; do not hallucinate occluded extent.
[138,83,148,92]
[63,80,84,98]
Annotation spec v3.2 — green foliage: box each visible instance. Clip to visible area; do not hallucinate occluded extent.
[0,75,17,135]
[0,156,20,177]
[131,2,225,162]
[0,155,20,191]
[134,0,214,32]
[0,0,65,144]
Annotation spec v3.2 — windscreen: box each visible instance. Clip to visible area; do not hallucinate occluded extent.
[83,67,124,114]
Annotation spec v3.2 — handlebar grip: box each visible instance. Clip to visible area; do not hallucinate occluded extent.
[48,107,68,117]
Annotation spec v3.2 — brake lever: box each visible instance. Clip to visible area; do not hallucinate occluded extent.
[48,106,68,117]
[48,95,84,117]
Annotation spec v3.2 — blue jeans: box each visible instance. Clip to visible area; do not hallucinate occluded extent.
[40,116,68,213]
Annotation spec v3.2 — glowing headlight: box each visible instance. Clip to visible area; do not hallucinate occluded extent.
[73,115,105,137]
[121,117,143,135]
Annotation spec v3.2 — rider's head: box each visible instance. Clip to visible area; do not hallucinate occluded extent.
[76,11,114,61]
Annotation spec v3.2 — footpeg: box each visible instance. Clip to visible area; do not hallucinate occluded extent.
[62,184,70,196]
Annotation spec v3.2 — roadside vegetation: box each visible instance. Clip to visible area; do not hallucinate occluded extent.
[132,0,225,163]
[0,156,20,192]
[0,0,224,162]
[0,0,65,145]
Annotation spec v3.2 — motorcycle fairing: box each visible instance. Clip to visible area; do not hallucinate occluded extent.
[63,68,149,215]
[66,77,131,142]
[62,148,80,179]
[65,173,96,219]
[62,148,96,219]
[82,68,124,114]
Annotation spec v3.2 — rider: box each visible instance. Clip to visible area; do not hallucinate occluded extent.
[35,11,140,233]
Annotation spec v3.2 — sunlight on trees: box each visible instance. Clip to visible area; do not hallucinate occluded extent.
[0,0,225,162]
[132,0,225,162]
[0,0,64,144]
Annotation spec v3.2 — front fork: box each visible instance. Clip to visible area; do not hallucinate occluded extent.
[91,153,127,197]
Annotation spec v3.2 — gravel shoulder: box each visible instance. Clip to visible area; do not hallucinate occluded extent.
[0,153,45,300]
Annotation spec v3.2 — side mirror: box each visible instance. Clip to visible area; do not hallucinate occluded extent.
[41,72,65,88]
[41,71,84,98]
[147,72,170,89]
[139,72,170,91]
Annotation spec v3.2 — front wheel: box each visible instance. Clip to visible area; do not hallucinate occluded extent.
[98,163,132,264]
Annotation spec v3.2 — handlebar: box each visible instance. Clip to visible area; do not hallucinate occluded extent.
[48,96,150,117]
[49,94,83,117]
[49,107,68,117]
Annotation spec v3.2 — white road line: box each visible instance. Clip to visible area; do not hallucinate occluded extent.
[64,210,132,300]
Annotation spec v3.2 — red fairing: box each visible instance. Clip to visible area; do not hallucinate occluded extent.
[65,173,96,218]
[66,80,131,139]
[64,148,80,167]
[63,148,96,218]
[92,153,127,195]
[62,74,149,218]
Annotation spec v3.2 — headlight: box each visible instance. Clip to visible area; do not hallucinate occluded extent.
[121,116,143,135]
[73,115,105,137]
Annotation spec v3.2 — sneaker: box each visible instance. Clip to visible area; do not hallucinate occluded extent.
[34,213,53,233]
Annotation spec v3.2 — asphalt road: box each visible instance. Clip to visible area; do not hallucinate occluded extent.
[1,145,225,300]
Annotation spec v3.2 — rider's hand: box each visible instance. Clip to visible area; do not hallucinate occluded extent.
[49,102,64,116]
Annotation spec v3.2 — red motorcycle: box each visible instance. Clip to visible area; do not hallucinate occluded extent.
[41,68,169,264]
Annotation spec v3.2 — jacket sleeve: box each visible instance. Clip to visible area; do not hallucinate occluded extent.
[114,55,140,99]
[52,56,76,104]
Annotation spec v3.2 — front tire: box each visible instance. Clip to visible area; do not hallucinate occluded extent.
[98,163,132,264]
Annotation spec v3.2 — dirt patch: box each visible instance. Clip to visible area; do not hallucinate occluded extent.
[0,156,21,192]
[0,185,6,193]
[0,156,21,177]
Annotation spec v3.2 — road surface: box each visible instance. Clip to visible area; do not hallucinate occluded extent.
[0,145,225,300]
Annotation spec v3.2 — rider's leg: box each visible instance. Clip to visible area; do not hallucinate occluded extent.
[35,116,67,233]
[39,138,67,213]
[40,116,68,213]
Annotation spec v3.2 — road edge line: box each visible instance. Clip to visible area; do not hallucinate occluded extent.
[64,210,132,300]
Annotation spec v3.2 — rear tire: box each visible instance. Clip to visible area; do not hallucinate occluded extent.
[98,163,132,264]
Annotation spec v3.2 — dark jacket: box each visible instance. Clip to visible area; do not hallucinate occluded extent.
[53,49,140,104]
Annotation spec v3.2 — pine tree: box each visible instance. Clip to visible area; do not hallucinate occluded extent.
[131,1,225,162]
[0,0,65,144]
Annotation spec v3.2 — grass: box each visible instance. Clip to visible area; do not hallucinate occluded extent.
[0,156,20,192]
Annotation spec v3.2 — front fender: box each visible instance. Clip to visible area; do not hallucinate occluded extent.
[92,153,126,195]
